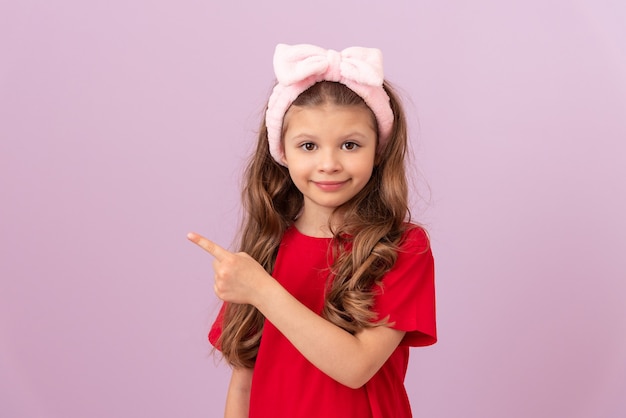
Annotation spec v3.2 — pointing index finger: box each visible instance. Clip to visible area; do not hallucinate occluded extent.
[187,232,230,261]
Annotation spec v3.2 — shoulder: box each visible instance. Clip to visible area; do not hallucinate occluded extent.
[397,223,431,254]
[378,223,434,288]
[383,223,433,273]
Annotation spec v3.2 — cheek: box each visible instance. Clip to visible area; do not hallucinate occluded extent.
[354,154,376,177]
[285,163,306,185]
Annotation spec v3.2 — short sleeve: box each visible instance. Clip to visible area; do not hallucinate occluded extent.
[208,303,226,350]
[372,226,437,347]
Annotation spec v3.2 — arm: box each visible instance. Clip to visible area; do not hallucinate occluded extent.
[224,367,253,418]
[255,278,405,389]
[188,233,405,389]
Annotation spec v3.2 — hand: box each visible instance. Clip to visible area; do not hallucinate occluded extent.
[187,232,270,305]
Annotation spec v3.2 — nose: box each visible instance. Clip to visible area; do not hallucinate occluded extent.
[318,148,342,173]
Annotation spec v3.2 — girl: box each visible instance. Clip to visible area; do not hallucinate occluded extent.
[188,43,436,418]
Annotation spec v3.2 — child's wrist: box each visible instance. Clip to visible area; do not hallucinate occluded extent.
[251,273,279,311]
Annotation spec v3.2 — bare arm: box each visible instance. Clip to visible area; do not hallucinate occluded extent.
[189,233,405,389]
[254,278,405,388]
[224,367,253,418]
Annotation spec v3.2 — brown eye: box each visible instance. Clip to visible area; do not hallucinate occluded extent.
[342,141,359,151]
[300,142,316,151]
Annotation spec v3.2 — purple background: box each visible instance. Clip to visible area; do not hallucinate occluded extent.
[2,1,625,417]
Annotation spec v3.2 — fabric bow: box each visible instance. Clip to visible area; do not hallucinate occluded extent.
[273,44,385,87]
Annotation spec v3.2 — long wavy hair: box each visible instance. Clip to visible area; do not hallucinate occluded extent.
[217,81,413,368]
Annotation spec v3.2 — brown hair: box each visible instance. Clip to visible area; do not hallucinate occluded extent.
[216,81,413,368]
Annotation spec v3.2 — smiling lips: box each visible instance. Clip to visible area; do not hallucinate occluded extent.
[312,180,349,191]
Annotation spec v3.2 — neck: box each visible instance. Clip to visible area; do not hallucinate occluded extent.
[294,208,343,238]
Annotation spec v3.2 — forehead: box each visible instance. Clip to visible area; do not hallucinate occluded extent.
[283,103,377,135]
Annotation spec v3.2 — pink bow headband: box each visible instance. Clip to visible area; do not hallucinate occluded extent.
[265,43,394,165]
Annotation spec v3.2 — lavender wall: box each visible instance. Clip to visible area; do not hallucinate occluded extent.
[1,1,625,417]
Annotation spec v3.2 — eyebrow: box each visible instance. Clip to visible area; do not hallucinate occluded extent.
[286,131,374,142]
[285,133,317,142]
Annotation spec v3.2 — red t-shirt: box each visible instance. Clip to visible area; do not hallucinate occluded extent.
[209,225,436,418]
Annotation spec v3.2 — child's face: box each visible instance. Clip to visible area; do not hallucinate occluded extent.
[281,103,377,220]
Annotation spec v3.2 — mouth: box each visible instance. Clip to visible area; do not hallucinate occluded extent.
[312,180,349,191]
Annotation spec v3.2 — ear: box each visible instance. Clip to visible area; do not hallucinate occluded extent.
[280,146,288,166]
[374,151,382,166]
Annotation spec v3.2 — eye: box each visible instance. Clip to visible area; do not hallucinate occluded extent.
[299,142,317,151]
[342,141,360,151]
